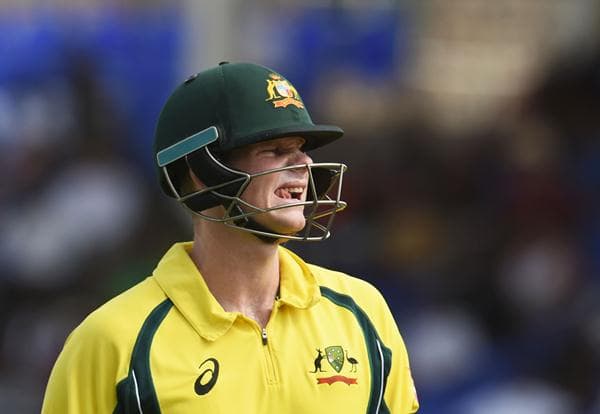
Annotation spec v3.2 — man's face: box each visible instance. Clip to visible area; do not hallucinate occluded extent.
[226,136,312,235]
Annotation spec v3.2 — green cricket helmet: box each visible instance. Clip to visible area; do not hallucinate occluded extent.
[153,62,347,241]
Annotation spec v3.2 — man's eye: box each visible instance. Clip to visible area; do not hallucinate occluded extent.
[260,146,298,156]
[263,148,285,155]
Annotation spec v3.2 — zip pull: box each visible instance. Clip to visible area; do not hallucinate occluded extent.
[261,328,268,345]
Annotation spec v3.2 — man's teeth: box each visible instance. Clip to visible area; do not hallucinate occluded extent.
[276,187,304,199]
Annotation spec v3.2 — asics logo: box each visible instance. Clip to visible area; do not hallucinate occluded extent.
[194,358,219,395]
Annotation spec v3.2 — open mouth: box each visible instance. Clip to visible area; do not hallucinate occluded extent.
[275,186,304,200]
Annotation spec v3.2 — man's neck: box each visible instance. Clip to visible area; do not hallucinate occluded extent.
[190,219,281,327]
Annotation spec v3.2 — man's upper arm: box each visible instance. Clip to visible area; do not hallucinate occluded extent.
[41,316,127,413]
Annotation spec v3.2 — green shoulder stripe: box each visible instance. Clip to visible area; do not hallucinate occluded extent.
[114,298,173,414]
[320,286,392,414]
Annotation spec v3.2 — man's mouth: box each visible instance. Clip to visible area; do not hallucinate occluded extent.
[275,186,304,200]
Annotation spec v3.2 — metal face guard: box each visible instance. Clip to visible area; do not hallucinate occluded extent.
[174,162,347,241]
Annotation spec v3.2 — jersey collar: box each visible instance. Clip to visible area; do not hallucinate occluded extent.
[277,245,321,309]
[152,242,321,341]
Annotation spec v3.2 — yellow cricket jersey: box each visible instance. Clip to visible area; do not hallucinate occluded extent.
[42,242,419,413]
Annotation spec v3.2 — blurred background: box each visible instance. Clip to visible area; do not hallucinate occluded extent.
[1,0,599,412]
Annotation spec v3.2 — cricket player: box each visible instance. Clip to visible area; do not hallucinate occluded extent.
[42,62,419,413]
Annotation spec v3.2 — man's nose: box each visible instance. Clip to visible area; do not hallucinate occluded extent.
[290,150,313,165]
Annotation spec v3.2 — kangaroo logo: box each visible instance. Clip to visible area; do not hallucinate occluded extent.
[309,349,327,373]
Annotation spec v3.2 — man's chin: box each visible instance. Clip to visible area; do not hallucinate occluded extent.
[271,223,306,237]
[256,215,306,237]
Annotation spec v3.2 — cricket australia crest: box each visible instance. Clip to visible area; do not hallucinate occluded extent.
[265,73,304,109]
[325,346,344,373]
[308,346,359,386]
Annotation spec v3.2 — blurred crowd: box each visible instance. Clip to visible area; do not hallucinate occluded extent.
[1,1,599,413]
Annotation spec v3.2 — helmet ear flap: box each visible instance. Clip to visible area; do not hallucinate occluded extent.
[181,147,246,212]
[186,147,241,193]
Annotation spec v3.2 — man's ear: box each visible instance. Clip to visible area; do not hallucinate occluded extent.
[189,169,206,191]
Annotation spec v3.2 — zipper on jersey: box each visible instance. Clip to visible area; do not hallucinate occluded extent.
[261,328,268,345]
[259,326,279,385]
[259,299,280,385]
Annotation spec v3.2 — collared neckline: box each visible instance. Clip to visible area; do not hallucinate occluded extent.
[152,242,321,341]
[277,245,321,309]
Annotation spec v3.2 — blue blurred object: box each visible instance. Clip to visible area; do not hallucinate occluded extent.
[0,11,70,83]
[71,7,182,169]
[272,6,411,103]
[0,6,182,170]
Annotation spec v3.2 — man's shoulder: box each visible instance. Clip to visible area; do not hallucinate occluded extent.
[69,276,167,348]
[306,262,386,308]
[44,277,170,403]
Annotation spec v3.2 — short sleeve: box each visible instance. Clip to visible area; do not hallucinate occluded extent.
[41,316,128,413]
